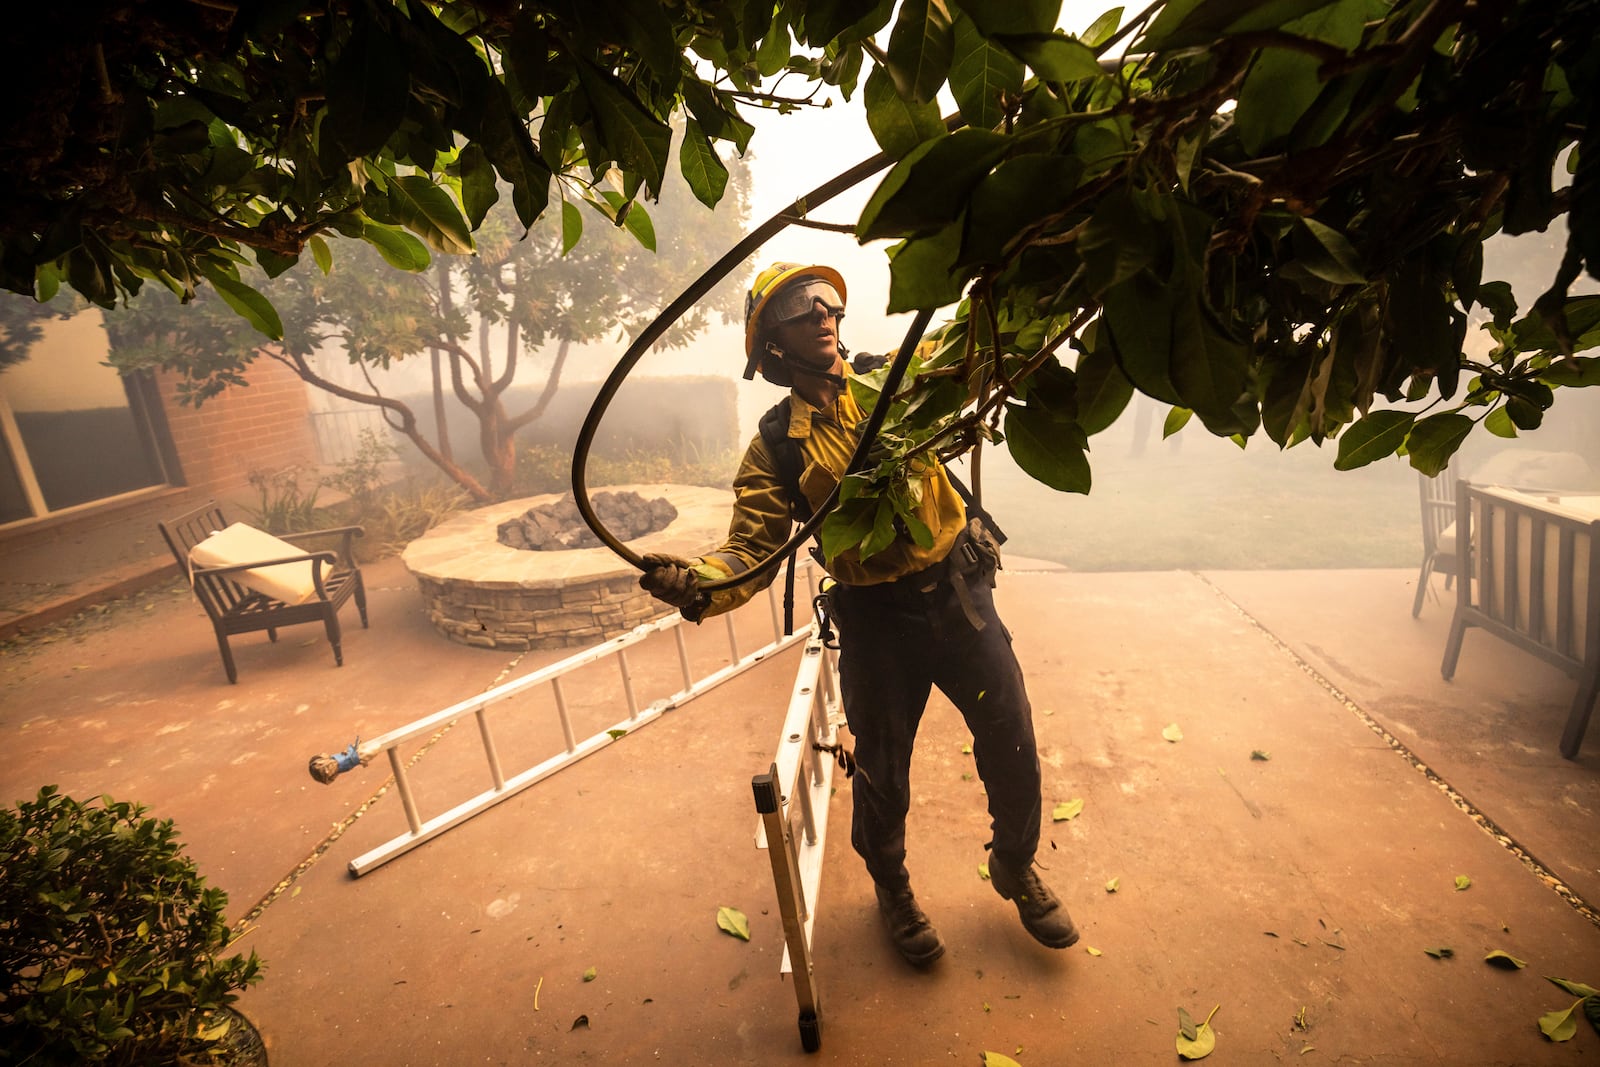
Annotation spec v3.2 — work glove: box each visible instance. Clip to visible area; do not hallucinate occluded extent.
[639,553,702,609]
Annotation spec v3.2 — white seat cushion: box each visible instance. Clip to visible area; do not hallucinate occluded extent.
[189,523,319,605]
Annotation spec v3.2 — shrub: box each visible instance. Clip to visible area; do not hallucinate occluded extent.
[0,787,262,1066]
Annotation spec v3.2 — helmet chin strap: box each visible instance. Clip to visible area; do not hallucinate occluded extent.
[766,342,847,388]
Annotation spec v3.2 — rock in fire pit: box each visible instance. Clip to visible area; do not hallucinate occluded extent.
[496,491,678,551]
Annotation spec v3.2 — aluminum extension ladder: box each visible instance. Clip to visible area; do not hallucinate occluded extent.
[309,564,821,876]
[753,618,844,1054]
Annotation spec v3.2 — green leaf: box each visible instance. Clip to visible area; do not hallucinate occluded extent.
[1003,401,1092,493]
[716,906,751,941]
[600,192,656,252]
[1250,750,1271,761]
[606,728,627,739]
[1333,410,1413,471]
[863,65,946,160]
[978,862,991,880]
[203,271,283,340]
[1052,798,1084,821]
[1072,349,1135,436]
[820,497,878,561]
[1405,413,1473,477]
[951,0,1058,36]
[1294,218,1368,285]
[886,223,970,312]
[886,0,955,105]
[860,496,899,561]
[308,235,333,275]
[1234,0,1368,154]
[1163,407,1192,438]
[1162,723,1183,742]
[962,152,1083,267]
[574,60,672,196]
[388,175,474,255]
[1082,6,1126,47]
[582,965,598,981]
[1484,406,1519,439]
[949,11,1024,131]
[1176,1005,1219,1060]
[993,32,1103,82]
[362,223,432,272]
[981,1053,1023,1067]
[1105,877,1120,892]
[1546,977,1600,998]
[678,119,730,209]
[1454,874,1472,891]
[458,144,500,229]
[560,200,584,256]
[1484,951,1527,970]
[1539,999,1582,1042]
[859,128,1011,240]
[1143,0,1345,52]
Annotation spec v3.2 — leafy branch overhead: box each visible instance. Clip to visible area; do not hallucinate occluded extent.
[5,1,1599,549]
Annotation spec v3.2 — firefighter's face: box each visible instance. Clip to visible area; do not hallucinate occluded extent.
[770,292,842,369]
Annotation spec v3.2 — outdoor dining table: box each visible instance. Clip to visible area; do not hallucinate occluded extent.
[1441,484,1600,759]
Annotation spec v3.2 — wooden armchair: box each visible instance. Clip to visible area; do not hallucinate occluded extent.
[158,501,368,683]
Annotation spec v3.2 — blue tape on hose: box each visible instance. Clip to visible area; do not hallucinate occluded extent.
[335,741,362,773]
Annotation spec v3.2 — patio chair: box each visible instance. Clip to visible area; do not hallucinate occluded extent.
[158,501,368,683]
[1412,470,1460,617]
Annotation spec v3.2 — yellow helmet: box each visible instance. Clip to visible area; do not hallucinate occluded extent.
[743,262,848,383]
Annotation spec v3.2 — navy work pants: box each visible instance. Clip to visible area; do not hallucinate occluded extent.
[830,549,1042,891]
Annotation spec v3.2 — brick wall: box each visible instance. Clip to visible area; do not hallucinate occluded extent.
[157,355,319,495]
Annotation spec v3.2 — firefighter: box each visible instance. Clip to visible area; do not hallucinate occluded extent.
[639,263,1077,964]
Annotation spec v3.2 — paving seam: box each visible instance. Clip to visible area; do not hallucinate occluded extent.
[1195,571,1600,934]
[230,650,532,940]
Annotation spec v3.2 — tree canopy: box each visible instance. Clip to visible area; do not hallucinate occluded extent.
[5,1,1598,548]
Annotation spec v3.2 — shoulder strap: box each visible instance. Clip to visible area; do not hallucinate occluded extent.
[758,398,812,522]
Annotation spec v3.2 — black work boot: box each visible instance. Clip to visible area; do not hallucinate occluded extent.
[988,855,1080,949]
[874,883,946,966]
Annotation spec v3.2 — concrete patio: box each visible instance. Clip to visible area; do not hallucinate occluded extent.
[2,526,1599,1064]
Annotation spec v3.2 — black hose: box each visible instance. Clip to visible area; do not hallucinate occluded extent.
[569,150,906,587]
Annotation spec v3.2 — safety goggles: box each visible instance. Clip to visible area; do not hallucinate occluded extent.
[764,280,845,326]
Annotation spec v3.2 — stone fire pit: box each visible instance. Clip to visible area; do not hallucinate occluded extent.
[402,484,733,650]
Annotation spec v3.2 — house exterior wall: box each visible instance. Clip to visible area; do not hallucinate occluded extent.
[157,355,318,496]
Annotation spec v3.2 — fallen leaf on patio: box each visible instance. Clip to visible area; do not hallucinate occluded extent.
[1052,798,1084,822]
[1162,723,1184,742]
[1546,977,1600,998]
[1300,1046,1315,1056]
[1086,946,1102,956]
[1538,1000,1583,1042]
[582,966,597,982]
[1105,877,1119,893]
[1250,750,1271,761]
[981,1053,1021,1067]
[1424,946,1454,959]
[1176,1005,1219,1060]
[570,1014,589,1031]
[716,906,750,941]
[961,743,973,755]
[1484,950,1526,969]
[1043,708,1055,715]
[978,863,991,881]
[1454,874,1472,890]
[962,773,975,781]
[607,729,627,739]
[982,1001,991,1013]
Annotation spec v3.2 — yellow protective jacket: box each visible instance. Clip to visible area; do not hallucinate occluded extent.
[688,367,966,619]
